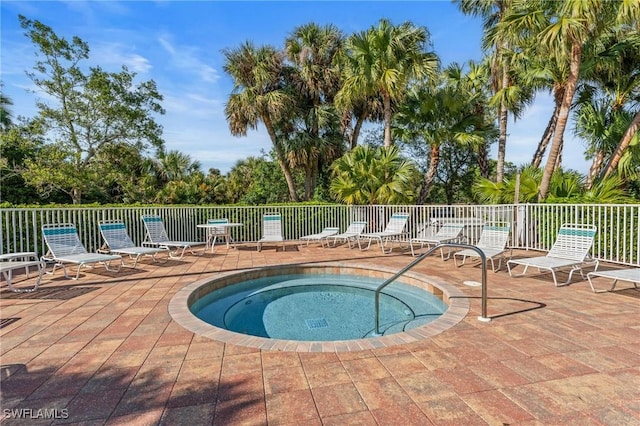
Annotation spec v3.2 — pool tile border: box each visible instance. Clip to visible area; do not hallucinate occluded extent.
[168,261,469,352]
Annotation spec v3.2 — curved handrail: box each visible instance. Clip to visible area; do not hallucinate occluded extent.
[374,243,489,336]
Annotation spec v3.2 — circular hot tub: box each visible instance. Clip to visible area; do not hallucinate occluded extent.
[169,263,469,352]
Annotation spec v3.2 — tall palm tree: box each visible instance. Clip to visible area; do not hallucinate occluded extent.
[394,63,497,203]
[337,19,439,148]
[457,0,524,183]
[501,0,619,200]
[284,23,344,199]
[223,42,299,201]
[592,29,640,180]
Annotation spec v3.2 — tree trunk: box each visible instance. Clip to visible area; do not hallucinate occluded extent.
[351,112,366,150]
[585,149,604,189]
[71,187,81,205]
[554,138,563,170]
[277,155,299,202]
[602,110,640,179]
[263,114,299,202]
[382,91,393,148]
[304,163,313,201]
[310,159,318,199]
[495,69,509,182]
[531,88,562,168]
[417,143,440,204]
[478,141,489,178]
[539,43,582,201]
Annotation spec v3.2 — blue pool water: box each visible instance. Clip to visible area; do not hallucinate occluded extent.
[191,273,447,341]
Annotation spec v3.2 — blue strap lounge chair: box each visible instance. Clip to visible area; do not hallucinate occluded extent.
[42,223,122,280]
[99,221,169,268]
[358,212,410,254]
[325,221,367,248]
[257,213,285,252]
[507,223,598,287]
[453,222,511,272]
[587,268,640,292]
[141,215,206,259]
[300,227,340,246]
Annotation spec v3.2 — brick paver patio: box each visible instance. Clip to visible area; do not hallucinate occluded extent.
[1,242,639,425]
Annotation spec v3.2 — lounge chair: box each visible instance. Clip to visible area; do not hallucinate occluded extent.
[325,221,368,248]
[358,212,410,254]
[257,213,285,251]
[300,227,340,246]
[0,252,45,292]
[409,223,465,258]
[98,221,169,268]
[453,222,511,272]
[41,223,122,280]
[587,268,640,292]
[507,223,599,287]
[141,215,206,259]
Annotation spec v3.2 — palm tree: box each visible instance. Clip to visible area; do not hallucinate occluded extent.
[394,63,497,203]
[500,0,619,200]
[223,42,299,201]
[457,0,525,183]
[330,145,420,205]
[153,149,201,183]
[473,165,633,203]
[592,29,640,180]
[335,89,384,150]
[337,19,439,148]
[284,23,344,199]
[0,90,13,131]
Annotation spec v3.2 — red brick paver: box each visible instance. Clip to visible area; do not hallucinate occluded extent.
[1,243,639,425]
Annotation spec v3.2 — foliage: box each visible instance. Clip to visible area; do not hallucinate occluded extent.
[283,23,346,200]
[18,16,165,204]
[330,145,420,205]
[0,86,13,131]
[394,62,498,203]
[0,117,65,203]
[473,165,636,204]
[225,155,304,205]
[337,19,439,148]
[6,13,640,207]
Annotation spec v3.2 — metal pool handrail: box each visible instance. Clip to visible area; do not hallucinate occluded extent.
[374,243,489,336]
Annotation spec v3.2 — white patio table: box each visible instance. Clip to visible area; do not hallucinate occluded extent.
[196,222,243,251]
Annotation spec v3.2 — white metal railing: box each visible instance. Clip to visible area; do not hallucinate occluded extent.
[1,203,638,266]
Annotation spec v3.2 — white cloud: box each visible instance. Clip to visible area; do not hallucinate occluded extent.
[157,33,220,83]
[91,42,152,74]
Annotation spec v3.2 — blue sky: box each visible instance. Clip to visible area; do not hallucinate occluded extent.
[1,1,590,175]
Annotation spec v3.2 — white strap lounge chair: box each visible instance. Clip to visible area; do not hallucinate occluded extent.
[98,221,169,268]
[41,223,122,280]
[587,268,640,292]
[358,212,410,254]
[0,252,45,292]
[300,227,340,246]
[141,215,205,259]
[206,218,234,251]
[453,222,511,272]
[257,213,285,252]
[507,223,599,287]
[409,223,465,258]
[325,221,368,248]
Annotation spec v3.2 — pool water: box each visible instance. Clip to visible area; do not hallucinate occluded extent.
[191,274,447,341]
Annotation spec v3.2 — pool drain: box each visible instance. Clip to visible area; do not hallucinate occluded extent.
[305,318,329,329]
